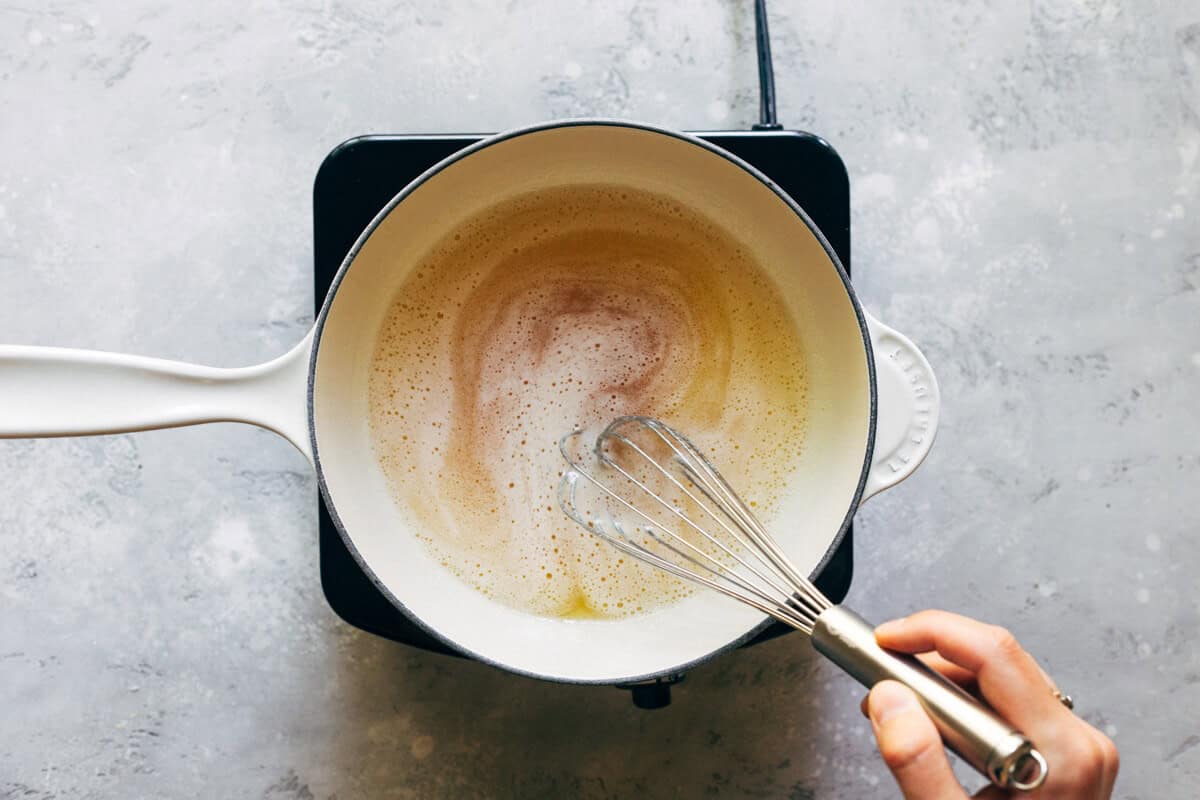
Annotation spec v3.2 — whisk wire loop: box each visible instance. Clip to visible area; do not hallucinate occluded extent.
[667,456,828,620]
[598,430,802,609]
[556,471,814,630]
[660,423,825,602]
[557,416,832,631]
[610,417,828,618]
[558,445,809,627]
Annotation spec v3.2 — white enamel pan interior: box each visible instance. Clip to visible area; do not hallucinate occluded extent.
[0,120,939,684]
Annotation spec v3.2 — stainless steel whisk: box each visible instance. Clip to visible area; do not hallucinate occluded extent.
[558,416,1048,791]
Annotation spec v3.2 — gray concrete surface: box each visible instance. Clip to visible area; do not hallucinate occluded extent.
[1,1,1197,797]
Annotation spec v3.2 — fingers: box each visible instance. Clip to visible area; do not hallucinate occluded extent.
[867,681,968,800]
[874,610,1069,733]
[1091,728,1120,797]
[1063,726,1119,798]
[918,651,979,692]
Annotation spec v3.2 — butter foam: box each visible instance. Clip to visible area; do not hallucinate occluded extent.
[367,185,808,619]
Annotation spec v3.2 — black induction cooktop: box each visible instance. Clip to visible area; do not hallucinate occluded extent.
[312,129,854,686]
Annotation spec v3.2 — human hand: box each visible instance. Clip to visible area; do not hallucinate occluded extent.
[864,610,1117,798]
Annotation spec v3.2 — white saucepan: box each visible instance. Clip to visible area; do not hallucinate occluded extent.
[0,120,939,684]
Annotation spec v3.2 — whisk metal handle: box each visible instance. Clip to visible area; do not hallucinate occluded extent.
[811,606,1048,791]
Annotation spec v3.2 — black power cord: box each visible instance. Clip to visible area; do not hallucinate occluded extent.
[752,0,783,130]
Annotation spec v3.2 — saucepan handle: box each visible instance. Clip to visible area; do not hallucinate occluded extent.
[860,311,940,501]
[0,331,314,463]
[812,606,1048,791]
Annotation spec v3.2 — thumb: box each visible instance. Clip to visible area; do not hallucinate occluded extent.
[868,681,968,800]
